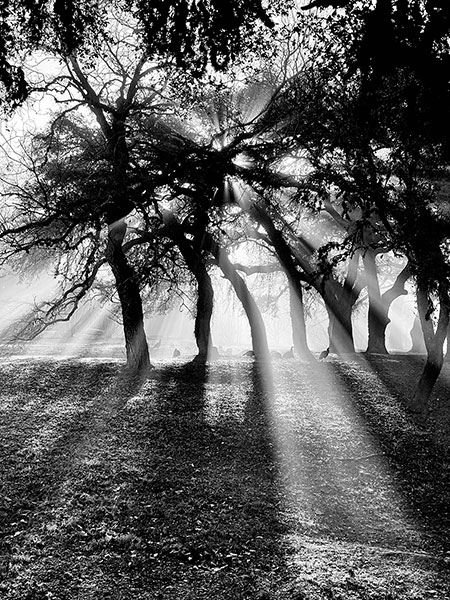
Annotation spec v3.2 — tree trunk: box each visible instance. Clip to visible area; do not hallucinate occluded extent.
[193,269,214,362]
[409,314,426,353]
[362,256,411,354]
[250,203,356,355]
[162,211,214,363]
[289,282,314,360]
[327,304,355,354]
[363,249,389,354]
[106,226,152,373]
[179,246,214,363]
[378,261,411,352]
[327,253,360,354]
[204,233,270,361]
[411,282,449,417]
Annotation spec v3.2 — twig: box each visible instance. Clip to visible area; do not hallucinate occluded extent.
[337,452,385,462]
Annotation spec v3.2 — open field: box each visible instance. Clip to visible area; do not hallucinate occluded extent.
[0,353,449,599]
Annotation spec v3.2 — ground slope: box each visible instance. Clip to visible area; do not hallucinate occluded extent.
[0,355,449,599]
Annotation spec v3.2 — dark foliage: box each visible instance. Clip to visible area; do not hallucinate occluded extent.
[0,0,277,108]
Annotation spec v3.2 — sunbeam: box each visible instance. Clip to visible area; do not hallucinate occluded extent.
[250,357,428,570]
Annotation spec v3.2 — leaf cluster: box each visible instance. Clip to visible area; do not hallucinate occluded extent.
[0,0,285,109]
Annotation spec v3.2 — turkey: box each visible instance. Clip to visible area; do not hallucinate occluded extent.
[319,348,330,360]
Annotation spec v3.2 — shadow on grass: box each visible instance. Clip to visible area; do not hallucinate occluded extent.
[0,362,116,509]
[0,360,149,598]
[361,353,425,411]
[5,356,449,598]
[127,360,288,598]
[327,357,450,553]
[1,359,288,599]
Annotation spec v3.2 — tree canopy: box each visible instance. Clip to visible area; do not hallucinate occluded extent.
[1,1,450,410]
[0,0,281,108]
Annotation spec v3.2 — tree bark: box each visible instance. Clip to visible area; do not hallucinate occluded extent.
[161,211,214,363]
[106,227,152,373]
[411,282,449,417]
[363,249,388,353]
[289,282,314,360]
[176,238,214,363]
[327,253,360,354]
[362,255,411,354]
[204,233,270,361]
[250,203,356,355]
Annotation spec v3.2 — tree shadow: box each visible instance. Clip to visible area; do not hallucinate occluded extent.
[2,357,450,598]
[361,353,425,411]
[327,358,450,553]
[267,360,423,546]
[0,360,150,597]
[128,360,287,597]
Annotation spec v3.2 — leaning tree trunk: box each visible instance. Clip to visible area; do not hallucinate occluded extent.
[363,249,389,354]
[176,237,214,363]
[106,226,152,373]
[162,210,214,363]
[327,253,360,355]
[250,203,356,355]
[204,233,270,361]
[363,256,411,355]
[289,282,314,360]
[411,282,449,417]
[376,262,411,353]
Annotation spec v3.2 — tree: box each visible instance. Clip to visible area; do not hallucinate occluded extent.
[145,210,216,363]
[363,254,411,354]
[128,103,273,360]
[295,2,450,410]
[105,220,151,372]
[203,231,270,361]
[0,0,280,108]
[7,14,183,371]
[135,50,367,358]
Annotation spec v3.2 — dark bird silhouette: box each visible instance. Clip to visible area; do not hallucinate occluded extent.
[319,348,330,360]
[283,346,295,359]
[243,350,255,357]
[172,348,181,358]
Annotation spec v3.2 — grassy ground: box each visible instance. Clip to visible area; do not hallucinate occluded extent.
[0,353,449,599]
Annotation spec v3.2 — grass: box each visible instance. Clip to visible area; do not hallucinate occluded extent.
[0,353,449,599]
